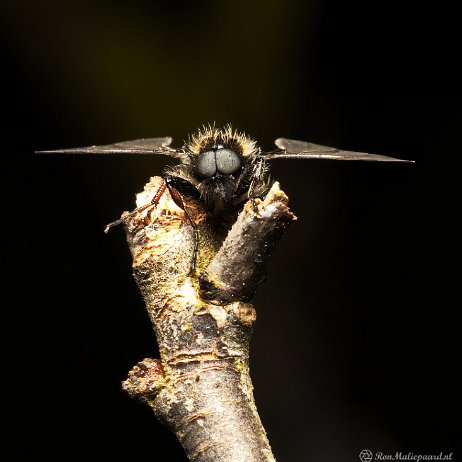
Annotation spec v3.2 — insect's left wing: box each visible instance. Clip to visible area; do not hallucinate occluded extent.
[36,137,188,160]
[266,138,413,162]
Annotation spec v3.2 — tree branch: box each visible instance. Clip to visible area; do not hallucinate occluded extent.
[120,176,296,462]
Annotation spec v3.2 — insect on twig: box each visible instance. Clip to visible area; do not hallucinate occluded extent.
[37,124,413,273]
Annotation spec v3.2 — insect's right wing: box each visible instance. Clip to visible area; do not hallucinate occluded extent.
[36,137,189,161]
[266,138,413,162]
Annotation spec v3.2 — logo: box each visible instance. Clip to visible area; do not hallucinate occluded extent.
[359,449,373,462]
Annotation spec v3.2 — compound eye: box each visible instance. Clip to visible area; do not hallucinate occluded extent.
[196,150,217,178]
[215,149,241,175]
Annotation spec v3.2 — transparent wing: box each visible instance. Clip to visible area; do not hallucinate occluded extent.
[267,138,413,162]
[36,137,187,160]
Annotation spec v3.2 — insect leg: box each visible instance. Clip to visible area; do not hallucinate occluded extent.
[248,157,268,214]
[164,175,200,275]
[104,181,167,233]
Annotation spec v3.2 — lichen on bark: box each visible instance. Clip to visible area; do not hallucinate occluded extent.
[120,176,295,462]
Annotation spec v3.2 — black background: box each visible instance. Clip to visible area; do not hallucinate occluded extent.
[1,1,459,461]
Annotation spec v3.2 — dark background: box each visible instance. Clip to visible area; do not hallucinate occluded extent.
[1,1,459,461]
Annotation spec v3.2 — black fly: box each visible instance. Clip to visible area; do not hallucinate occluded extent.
[38,124,412,272]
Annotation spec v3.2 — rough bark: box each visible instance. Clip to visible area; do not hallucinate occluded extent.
[120,176,296,462]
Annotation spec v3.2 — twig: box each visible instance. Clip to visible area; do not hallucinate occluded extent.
[121,176,296,462]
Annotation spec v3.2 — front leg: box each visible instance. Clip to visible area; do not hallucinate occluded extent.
[234,157,270,215]
[248,157,268,214]
[164,175,201,274]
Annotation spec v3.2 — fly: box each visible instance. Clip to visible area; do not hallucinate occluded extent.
[38,124,413,272]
